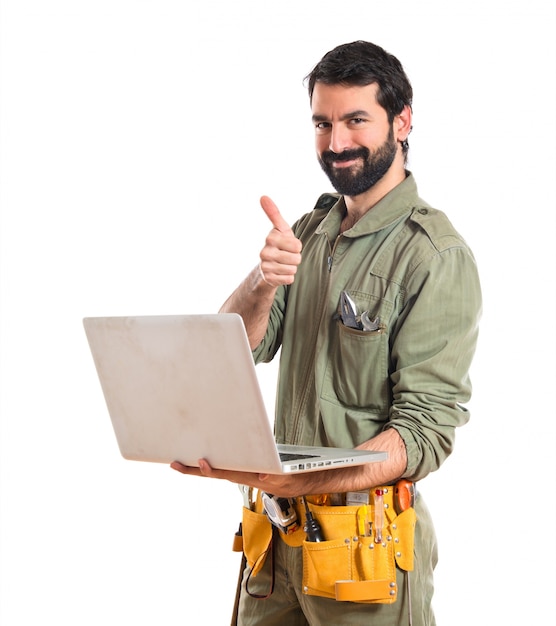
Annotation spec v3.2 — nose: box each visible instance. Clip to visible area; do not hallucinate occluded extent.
[328,123,352,154]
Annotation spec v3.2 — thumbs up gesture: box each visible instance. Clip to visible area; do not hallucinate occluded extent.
[259,196,302,287]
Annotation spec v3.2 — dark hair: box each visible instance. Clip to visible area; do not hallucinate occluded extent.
[305,41,413,124]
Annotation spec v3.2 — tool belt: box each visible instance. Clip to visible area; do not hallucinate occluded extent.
[232,485,417,604]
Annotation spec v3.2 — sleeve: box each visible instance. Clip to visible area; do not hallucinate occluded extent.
[252,285,287,364]
[387,245,482,481]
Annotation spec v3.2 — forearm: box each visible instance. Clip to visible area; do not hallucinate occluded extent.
[281,428,408,498]
[219,264,278,350]
[354,428,408,487]
[170,429,407,500]
[313,429,406,494]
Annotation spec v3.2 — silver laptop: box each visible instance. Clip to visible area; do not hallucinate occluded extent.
[83,314,387,474]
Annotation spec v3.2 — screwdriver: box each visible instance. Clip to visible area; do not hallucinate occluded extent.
[374,489,384,543]
[302,496,325,542]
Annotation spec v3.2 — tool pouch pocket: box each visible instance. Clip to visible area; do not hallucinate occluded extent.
[301,494,416,604]
[239,506,273,577]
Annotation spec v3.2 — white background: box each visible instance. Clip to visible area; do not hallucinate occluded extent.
[1,1,555,624]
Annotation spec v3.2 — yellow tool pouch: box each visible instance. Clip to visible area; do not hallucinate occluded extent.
[300,489,416,604]
[232,487,416,604]
[232,497,273,577]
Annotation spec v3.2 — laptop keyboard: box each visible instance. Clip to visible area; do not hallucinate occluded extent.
[279,452,319,462]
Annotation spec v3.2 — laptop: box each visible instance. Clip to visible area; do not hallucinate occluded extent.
[83,313,387,474]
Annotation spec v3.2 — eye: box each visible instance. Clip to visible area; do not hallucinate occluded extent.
[314,121,332,134]
[349,117,366,126]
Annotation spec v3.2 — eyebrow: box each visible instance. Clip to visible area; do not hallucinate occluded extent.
[311,110,371,123]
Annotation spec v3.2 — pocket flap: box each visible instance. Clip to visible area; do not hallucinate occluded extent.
[391,507,417,571]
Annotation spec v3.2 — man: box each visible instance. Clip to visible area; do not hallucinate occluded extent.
[172,41,482,625]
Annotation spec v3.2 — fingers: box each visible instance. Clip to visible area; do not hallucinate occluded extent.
[260,195,293,234]
[259,196,302,287]
[170,459,217,480]
[170,461,202,476]
[170,459,307,498]
[171,459,265,486]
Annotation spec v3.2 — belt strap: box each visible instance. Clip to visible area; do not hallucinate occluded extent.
[335,579,397,602]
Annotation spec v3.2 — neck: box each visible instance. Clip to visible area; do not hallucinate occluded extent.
[342,158,407,230]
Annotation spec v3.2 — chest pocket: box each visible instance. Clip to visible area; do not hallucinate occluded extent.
[321,293,392,412]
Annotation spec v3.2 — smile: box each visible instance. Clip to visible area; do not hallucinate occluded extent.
[332,158,359,169]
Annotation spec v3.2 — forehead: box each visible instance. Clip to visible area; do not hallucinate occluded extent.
[310,82,383,118]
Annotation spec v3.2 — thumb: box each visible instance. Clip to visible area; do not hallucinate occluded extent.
[260,195,292,233]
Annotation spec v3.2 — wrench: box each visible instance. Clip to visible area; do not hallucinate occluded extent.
[238,484,253,510]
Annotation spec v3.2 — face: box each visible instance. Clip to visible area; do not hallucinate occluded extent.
[311,83,398,197]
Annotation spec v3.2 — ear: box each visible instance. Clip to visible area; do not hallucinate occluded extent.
[394,105,413,142]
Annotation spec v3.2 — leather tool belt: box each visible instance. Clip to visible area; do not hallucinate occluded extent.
[233,483,417,604]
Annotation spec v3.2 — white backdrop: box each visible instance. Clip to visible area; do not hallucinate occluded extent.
[1,1,555,624]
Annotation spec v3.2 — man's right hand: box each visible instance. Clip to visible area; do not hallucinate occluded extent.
[259,196,303,287]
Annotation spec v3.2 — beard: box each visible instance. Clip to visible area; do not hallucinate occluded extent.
[318,127,398,197]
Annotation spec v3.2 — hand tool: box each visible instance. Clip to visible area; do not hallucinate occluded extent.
[262,492,299,534]
[340,291,381,332]
[374,489,384,543]
[394,479,415,513]
[302,496,325,542]
[361,310,381,331]
[340,291,360,329]
[238,484,254,511]
[357,505,371,537]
